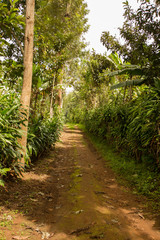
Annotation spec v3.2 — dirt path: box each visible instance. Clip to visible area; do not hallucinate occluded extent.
[0,127,160,240]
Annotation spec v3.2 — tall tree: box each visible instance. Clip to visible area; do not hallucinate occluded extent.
[101,0,160,86]
[33,0,89,111]
[19,0,35,166]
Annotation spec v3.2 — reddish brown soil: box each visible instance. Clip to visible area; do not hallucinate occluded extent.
[0,126,160,240]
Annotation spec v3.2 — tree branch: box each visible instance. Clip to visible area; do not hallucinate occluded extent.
[11,29,24,55]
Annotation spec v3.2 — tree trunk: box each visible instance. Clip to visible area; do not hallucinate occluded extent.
[50,74,56,118]
[55,68,64,109]
[55,77,63,109]
[19,0,35,167]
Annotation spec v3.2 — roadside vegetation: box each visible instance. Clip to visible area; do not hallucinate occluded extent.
[64,0,160,208]
[0,0,160,210]
[81,129,160,211]
[0,0,88,184]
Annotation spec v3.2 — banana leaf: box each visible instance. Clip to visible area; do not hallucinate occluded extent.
[108,67,144,77]
[110,78,146,90]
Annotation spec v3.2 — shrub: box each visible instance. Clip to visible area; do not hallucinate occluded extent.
[83,86,160,165]
[27,115,62,161]
[0,87,63,183]
[0,87,25,178]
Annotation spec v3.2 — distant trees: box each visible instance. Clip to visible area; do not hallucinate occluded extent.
[64,0,160,165]
[0,0,89,175]
[33,0,88,113]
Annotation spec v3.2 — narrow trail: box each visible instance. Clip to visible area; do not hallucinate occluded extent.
[0,127,160,240]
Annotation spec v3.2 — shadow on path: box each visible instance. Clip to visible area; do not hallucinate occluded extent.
[0,127,160,240]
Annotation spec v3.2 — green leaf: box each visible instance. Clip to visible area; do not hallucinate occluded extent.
[0,179,5,187]
[110,78,146,90]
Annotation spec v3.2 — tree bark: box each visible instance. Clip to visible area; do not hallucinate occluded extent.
[19,0,35,167]
[50,74,56,118]
[55,77,63,109]
[55,68,64,109]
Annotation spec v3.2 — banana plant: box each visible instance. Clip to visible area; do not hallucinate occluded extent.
[109,64,147,90]
[104,53,159,90]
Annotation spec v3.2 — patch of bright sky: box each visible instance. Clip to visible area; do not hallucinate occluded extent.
[66,0,141,94]
[84,0,140,54]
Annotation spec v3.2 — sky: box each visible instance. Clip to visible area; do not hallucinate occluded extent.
[84,0,140,54]
[67,0,141,93]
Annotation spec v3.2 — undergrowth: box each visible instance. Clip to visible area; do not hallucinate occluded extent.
[0,88,63,184]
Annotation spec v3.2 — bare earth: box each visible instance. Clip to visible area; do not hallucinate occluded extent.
[0,126,160,240]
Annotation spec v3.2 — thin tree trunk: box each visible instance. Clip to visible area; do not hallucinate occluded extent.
[55,68,64,109]
[58,76,63,109]
[50,74,56,118]
[19,0,35,167]
[55,77,63,109]
[11,29,24,55]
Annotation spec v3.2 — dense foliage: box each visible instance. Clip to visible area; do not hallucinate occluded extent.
[0,88,62,185]
[0,0,160,205]
[83,86,160,164]
[0,0,88,183]
[64,0,160,200]
[0,88,23,183]
[101,0,160,86]
[27,114,62,161]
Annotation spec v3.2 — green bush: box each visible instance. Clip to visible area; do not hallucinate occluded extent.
[0,87,24,179]
[27,115,62,160]
[126,87,160,163]
[0,87,62,183]
[83,86,160,165]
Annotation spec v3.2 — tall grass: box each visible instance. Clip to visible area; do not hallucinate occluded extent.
[83,87,160,166]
